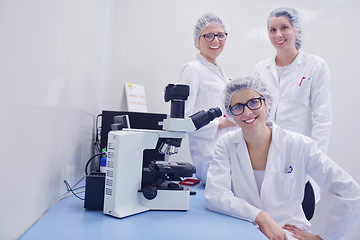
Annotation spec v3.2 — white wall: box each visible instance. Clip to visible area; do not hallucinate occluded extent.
[0,1,113,239]
[1,0,359,239]
[109,0,360,237]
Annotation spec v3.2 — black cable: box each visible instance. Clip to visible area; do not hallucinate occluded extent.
[85,153,103,176]
[64,180,85,200]
[72,185,85,191]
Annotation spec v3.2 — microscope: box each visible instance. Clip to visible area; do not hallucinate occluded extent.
[103,84,222,218]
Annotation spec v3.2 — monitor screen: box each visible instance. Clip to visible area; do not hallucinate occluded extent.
[100,110,168,166]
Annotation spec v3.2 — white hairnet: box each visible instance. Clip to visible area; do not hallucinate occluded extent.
[223,76,275,123]
[193,12,227,49]
[267,7,305,50]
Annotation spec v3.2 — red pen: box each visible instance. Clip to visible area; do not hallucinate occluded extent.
[299,77,305,87]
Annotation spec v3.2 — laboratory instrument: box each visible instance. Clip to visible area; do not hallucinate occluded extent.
[103,84,221,218]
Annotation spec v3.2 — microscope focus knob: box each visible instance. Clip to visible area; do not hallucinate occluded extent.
[142,185,158,200]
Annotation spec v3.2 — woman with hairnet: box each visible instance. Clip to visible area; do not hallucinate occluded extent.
[178,12,236,184]
[252,6,332,207]
[205,76,360,240]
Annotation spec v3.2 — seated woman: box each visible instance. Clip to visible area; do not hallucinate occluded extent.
[205,76,360,240]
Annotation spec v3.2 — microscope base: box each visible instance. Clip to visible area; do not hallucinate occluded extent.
[105,188,190,219]
[141,187,190,210]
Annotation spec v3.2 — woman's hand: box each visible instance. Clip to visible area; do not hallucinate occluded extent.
[255,211,289,240]
[218,117,237,129]
[283,224,322,240]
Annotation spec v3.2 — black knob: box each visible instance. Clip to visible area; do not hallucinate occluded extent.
[142,185,157,200]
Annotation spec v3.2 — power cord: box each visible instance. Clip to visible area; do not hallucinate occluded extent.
[64,180,85,200]
[62,114,104,202]
[64,150,105,201]
[85,153,104,176]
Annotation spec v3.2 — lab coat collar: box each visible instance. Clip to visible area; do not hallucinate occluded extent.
[195,53,228,82]
[267,122,282,151]
[229,122,282,151]
[231,121,279,143]
[196,53,219,68]
[229,128,245,143]
[265,50,306,69]
[294,50,305,65]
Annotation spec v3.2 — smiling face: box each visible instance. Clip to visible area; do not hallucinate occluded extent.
[198,23,226,64]
[230,89,267,133]
[268,16,297,53]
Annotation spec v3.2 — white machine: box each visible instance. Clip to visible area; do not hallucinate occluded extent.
[103,84,222,218]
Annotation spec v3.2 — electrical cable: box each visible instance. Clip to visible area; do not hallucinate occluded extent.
[63,180,85,200]
[85,153,103,176]
[72,185,85,191]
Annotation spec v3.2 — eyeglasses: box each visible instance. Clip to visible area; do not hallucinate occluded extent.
[200,32,228,42]
[229,97,265,116]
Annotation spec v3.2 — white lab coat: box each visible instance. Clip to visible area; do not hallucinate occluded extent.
[252,51,332,153]
[205,123,360,240]
[178,53,230,183]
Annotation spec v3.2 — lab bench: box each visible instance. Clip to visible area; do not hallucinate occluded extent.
[19,180,267,240]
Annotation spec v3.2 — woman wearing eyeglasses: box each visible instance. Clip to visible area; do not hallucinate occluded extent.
[178,12,236,184]
[205,76,360,240]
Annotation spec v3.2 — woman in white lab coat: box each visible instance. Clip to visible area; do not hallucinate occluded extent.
[205,76,360,240]
[253,7,331,153]
[178,12,235,183]
[252,7,332,204]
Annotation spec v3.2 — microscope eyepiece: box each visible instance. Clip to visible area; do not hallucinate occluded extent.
[189,107,222,130]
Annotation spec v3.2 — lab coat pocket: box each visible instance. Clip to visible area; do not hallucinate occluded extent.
[272,172,297,202]
[290,76,311,105]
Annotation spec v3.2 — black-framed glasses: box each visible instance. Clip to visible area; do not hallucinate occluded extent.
[229,97,265,116]
[200,32,228,42]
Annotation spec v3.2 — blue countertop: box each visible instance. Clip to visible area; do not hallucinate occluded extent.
[20,180,267,240]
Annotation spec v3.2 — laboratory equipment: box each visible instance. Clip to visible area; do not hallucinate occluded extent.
[103,84,222,218]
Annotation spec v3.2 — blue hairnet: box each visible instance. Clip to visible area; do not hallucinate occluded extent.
[193,12,227,49]
[267,7,305,50]
[223,76,275,123]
